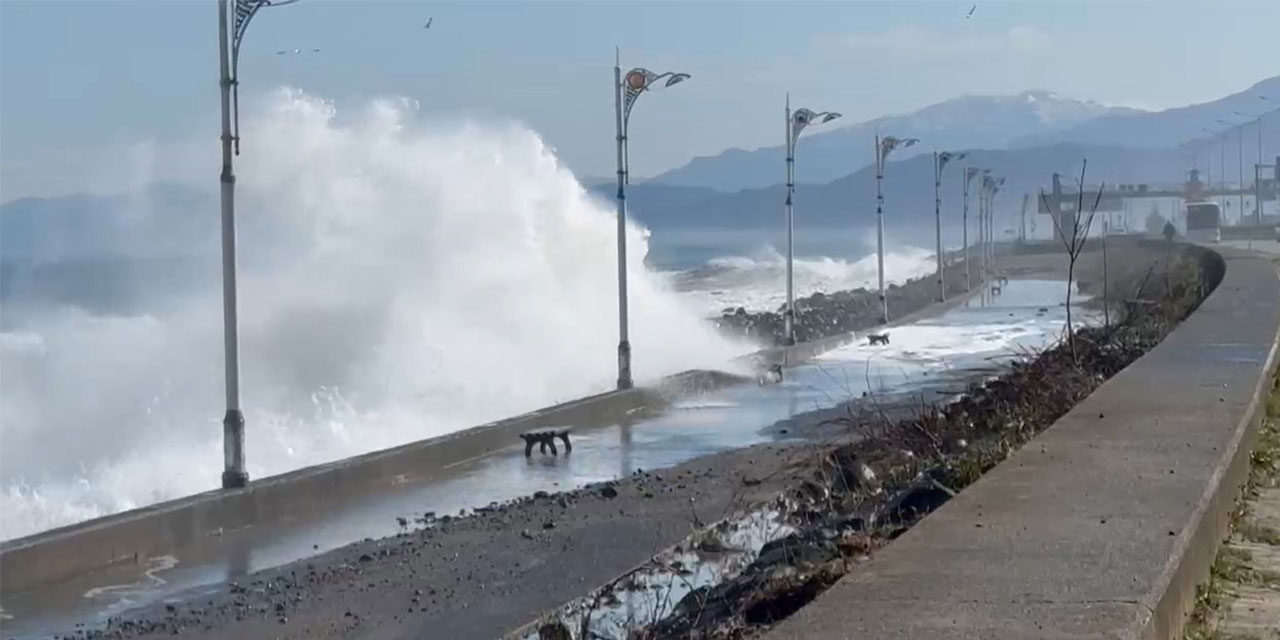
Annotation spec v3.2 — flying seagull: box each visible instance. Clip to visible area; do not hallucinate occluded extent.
[424,17,432,29]
[966,4,976,18]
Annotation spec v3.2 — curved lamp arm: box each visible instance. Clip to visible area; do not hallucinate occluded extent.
[938,151,966,176]
[879,135,920,166]
[622,67,691,130]
[790,108,842,146]
[619,67,689,184]
[228,0,301,154]
[965,166,982,186]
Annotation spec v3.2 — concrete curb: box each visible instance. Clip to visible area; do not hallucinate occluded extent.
[1143,252,1276,638]
[760,248,1280,639]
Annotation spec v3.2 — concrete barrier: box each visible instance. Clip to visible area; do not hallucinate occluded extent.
[0,317,887,594]
[0,379,657,593]
[762,248,1279,639]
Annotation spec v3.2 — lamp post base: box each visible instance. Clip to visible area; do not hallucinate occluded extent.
[221,409,249,489]
[617,340,633,390]
[221,469,249,489]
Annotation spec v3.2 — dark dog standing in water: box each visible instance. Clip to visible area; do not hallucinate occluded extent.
[868,333,890,346]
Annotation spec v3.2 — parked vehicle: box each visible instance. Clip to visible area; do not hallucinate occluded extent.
[1185,201,1222,243]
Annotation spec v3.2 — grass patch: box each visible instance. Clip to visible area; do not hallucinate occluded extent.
[1238,522,1280,546]
[1183,376,1280,638]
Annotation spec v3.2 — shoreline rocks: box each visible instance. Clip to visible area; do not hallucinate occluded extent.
[714,263,974,344]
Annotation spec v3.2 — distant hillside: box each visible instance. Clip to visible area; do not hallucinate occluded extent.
[648,90,1139,192]
[0,182,216,261]
[596,143,1187,247]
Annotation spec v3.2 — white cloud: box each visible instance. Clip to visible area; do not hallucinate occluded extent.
[820,24,1053,57]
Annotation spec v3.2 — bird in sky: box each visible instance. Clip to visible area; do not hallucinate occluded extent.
[424,17,432,29]
[966,4,977,18]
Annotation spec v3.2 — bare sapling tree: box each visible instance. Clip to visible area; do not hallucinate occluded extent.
[1039,159,1104,363]
[1101,214,1110,327]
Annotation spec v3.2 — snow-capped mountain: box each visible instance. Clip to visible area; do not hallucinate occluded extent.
[1013,76,1280,150]
[649,90,1142,192]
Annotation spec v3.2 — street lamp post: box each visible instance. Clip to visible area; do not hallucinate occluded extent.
[782,96,841,345]
[963,167,980,292]
[933,151,965,302]
[982,175,1004,279]
[1221,132,1228,204]
[1020,193,1029,243]
[984,179,992,275]
[1200,128,1218,192]
[874,134,918,323]
[978,169,991,280]
[1236,110,1266,222]
[216,0,297,490]
[1218,119,1246,224]
[613,51,689,390]
[1203,127,1228,213]
[1256,98,1279,221]
[1236,111,1265,170]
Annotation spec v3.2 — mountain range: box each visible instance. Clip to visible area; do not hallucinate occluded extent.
[1014,76,1280,150]
[649,76,1279,193]
[649,91,1139,192]
[602,143,1194,250]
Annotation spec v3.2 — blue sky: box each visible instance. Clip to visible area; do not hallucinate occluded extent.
[2,0,1278,199]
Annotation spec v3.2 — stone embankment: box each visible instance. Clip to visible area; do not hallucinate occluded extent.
[715,261,974,344]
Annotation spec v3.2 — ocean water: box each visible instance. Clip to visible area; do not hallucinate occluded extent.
[656,230,933,316]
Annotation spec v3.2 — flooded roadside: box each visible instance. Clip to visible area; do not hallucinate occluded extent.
[5,280,1087,640]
